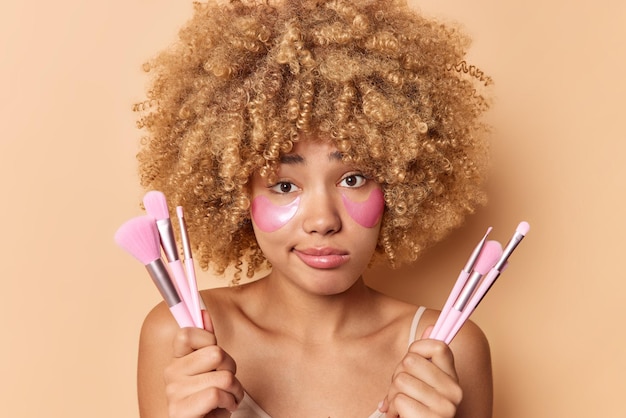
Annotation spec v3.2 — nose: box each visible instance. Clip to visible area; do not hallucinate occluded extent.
[301,191,342,236]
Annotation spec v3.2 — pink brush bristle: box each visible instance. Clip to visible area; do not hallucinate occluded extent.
[474,240,504,275]
[143,190,171,221]
[114,216,162,265]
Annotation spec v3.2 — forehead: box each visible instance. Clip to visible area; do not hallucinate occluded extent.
[280,140,344,164]
[255,139,360,184]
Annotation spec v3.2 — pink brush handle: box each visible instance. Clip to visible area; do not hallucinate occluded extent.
[444,268,501,344]
[431,270,469,338]
[433,307,462,342]
[168,260,196,321]
[185,258,203,328]
[175,206,203,328]
[169,301,195,328]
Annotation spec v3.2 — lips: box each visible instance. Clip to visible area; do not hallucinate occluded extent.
[293,247,349,269]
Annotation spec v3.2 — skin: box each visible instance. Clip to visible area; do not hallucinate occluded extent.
[137,141,493,418]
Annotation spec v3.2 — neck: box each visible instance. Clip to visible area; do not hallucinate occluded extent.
[253,274,381,343]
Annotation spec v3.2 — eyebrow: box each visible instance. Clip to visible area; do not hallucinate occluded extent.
[279,154,305,164]
[279,151,344,164]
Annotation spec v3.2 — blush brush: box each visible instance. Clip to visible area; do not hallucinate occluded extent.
[114,215,195,328]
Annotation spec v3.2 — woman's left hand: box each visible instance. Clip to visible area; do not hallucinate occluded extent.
[379,327,463,418]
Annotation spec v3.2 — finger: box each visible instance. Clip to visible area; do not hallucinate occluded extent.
[385,342,462,414]
[195,386,240,413]
[168,345,238,379]
[172,327,218,358]
[194,372,244,412]
[406,339,458,380]
[168,369,244,403]
[170,384,241,417]
[383,390,432,418]
[391,350,451,391]
[386,371,460,417]
[387,391,459,418]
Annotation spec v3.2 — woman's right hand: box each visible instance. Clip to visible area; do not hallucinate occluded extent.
[164,312,244,418]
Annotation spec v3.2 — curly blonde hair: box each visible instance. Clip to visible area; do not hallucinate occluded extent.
[135,0,491,281]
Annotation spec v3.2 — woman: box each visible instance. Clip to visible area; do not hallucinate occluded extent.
[135,1,493,416]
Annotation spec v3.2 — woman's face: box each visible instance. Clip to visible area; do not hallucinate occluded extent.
[250,140,385,296]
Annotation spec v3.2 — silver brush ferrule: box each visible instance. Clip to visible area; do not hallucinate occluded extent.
[145,259,181,308]
[494,232,525,271]
[453,270,484,311]
[155,218,179,262]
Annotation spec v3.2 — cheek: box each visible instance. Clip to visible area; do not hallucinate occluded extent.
[341,188,385,228]
[251,196,300,232]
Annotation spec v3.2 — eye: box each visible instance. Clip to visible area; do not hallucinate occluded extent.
[269,181,300,194]
[339,173,367,188]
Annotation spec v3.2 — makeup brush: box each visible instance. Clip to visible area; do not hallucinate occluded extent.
[433,240,503,342]
[443,221,530,344]
[431,227,492,338]
[114,215,195,328]
[143,191,199,326]
[176,205,204,328]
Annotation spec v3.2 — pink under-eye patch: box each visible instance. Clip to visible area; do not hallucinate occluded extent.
[341,188,385,228]
[251,195,300,232]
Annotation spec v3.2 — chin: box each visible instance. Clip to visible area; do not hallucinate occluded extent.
[302,272,362,296]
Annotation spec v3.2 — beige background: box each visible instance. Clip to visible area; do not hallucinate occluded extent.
[1,0,624,417]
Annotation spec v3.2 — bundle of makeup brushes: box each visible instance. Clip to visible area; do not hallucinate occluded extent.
[114,191,205,329]
[431,221,530,344]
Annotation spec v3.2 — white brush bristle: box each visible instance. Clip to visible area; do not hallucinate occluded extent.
[114,216,161,265]
[517,221,530,236]
[474,240,503,275]
[143,190,170,221]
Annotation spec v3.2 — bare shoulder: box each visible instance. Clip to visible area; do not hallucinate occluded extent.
[139,300,180,349]
[448,318,493,418]
[448,318,492,364]
[137,301,181,418]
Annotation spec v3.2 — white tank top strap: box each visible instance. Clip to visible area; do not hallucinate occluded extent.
[407,306,427,346]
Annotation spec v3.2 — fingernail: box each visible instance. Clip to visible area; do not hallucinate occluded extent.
[378,399,388,412]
